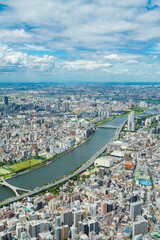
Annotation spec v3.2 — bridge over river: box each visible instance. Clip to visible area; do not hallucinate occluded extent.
[0,177,30,197]
[99,124,118,129]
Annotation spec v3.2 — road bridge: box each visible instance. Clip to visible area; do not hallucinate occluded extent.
[99,125,118,129]
[0,177,30,197]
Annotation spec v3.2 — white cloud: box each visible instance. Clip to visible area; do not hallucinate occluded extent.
[0,29,31,42]
[0,0,160,81]
[0,0,159,51]
[0,44,56,71]
[126,60,139,64]
[104,54,121,60]
[103,68,128,74]
[63,60,111,70]
[20,44,49,51]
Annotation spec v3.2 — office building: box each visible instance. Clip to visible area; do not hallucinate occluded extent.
[107,201,114,212]
[62,101,69,112]
[55,100,60,112]
[0,231,12,240]
[70,226,77,239]
[61,225,69,240]
[99,167,105,179]
[101,201,107,214]
[73,210,82,226]
[132,217,148,236]
[128,111,136,131]
[28,220,49,238]
[88,220,99,234]
[55,227,61,240]
[4,96,8,105]
[130,202,142,219]
[61,210,72,227]
[89,204,97,217]
[55,216,61,227]
[82,222,89,236]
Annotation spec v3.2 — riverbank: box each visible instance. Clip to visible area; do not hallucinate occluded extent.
[0,120,126,206]
[0,128,98,182]
[0,108,146,181]
[0,107,149,182]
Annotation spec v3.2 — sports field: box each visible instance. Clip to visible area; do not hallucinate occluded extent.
[0,168,11,175]
[8,159,42,172]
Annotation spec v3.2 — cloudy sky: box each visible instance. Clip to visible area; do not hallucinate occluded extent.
[0,0,160,82]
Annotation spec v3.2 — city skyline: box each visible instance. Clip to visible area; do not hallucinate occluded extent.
[0,0,160,82]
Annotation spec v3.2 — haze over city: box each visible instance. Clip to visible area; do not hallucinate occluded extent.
[0,0,160,82]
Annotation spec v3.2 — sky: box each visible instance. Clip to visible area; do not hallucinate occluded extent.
[0,0,160,82]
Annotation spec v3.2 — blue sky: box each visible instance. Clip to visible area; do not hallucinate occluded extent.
[0,0,160,82]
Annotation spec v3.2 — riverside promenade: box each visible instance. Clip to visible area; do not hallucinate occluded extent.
[0,120,126,207]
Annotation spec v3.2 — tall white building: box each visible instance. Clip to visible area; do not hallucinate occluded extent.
[73,210,82,226]
[89,204,97,217]
[130,202,142,220]
[132,217,148,236]
[70,226,77,239]
[128,111,136,131]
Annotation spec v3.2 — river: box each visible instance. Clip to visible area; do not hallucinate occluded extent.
[0,109,157,201]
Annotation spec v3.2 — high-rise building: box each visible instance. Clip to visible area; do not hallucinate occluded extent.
[82,222,89,236]
[128,111,136,131]
[4,96,8,105]
[62,101,69,112]
[55,216,61,227]
[131,195,138,203]
[99,167,105,179]
[107,201,114,212]
[132,217,148,236]
[129,99,133,108]
[130,202,142,220]
[70,226,77,239]
[89,204,97,217]
[55,226,61,240]
[61,210,72,227]
[73,210,82,226]
[101,201,107,214]
[0,231,12,240]
[4,96,9,116]
[61,225,69,240]
[55,100,60,112]
[88,220,99,234]
[78,221,83,233]
[28,220,49,238]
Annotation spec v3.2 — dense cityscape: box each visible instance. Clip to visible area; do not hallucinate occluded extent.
[0,83,159,240]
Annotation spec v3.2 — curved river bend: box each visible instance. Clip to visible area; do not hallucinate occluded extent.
[0,110,156,201]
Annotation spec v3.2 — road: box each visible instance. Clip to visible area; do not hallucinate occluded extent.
[0,120,126,207]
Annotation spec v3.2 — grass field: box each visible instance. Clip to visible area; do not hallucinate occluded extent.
[0,168,11,175]
[8,159,42,172]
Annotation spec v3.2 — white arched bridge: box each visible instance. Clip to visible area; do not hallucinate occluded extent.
[0,177,30,196]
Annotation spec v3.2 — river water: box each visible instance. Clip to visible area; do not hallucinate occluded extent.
[0,109,156,201]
